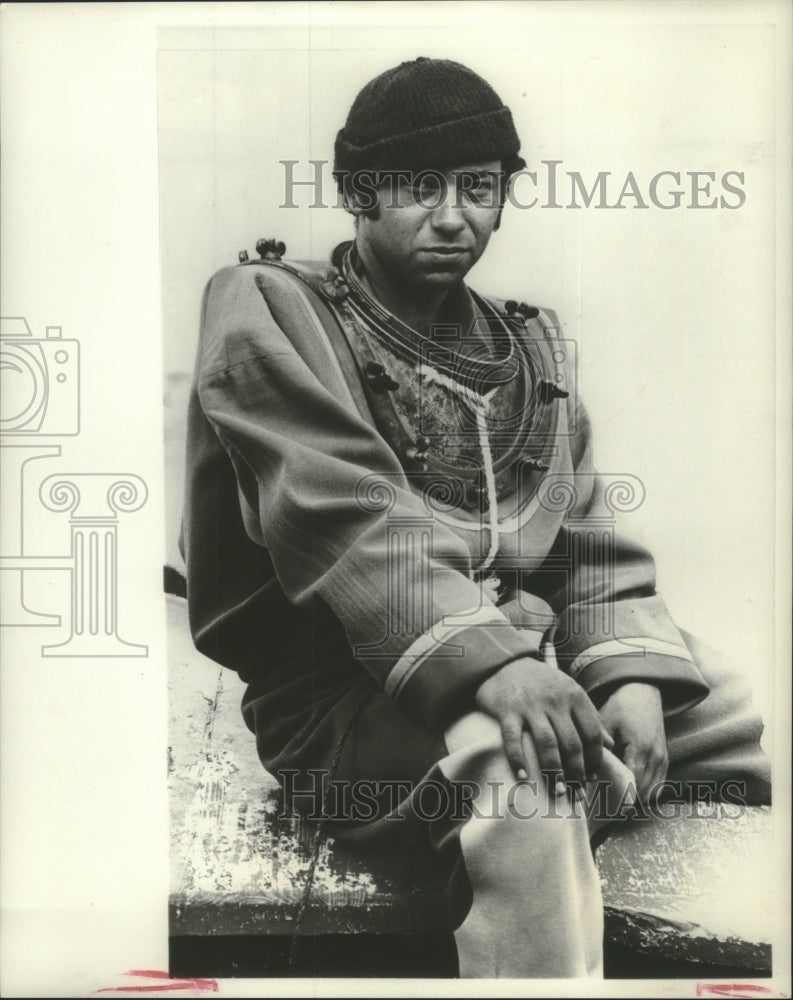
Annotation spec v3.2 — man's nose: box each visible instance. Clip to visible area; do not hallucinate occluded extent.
[429,193,466,234]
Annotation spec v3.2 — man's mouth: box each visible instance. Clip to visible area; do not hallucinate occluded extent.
[420,246,470,261]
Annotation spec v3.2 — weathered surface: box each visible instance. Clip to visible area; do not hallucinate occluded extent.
[598,804,772,970]
[168,593,772,971]
[168,594,446,937]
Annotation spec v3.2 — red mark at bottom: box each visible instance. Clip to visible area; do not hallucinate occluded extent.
[697,985,784,999]
[95,969,218,994]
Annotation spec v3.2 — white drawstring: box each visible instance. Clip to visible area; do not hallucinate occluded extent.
[418,363,497,409]
[419,364,500,571]
[474,401,499,571]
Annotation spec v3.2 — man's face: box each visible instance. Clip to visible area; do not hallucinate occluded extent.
[354,160,503,294]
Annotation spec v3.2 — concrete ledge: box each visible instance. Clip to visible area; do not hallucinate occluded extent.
[598,806,773,972]
[167,594,772,973]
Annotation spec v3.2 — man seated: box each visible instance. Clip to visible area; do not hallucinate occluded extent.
[180,57,770,978]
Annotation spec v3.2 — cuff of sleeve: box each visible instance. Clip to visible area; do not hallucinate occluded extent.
[387,617,545,731]
[577,652,710,717]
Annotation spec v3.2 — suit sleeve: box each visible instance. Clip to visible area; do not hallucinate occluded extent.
[546,383,710,717]
[184,265,548,730]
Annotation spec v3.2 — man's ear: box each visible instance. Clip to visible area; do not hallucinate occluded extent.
[493,169,510,231]
[342,188,380,221]
[342,190,367,217]
[336,168,381,219]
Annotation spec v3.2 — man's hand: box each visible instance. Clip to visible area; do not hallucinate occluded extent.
[475,656,612,789]
[598,682,668,803]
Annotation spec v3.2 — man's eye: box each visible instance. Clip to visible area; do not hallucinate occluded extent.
[412,177,443,198]
[465,176,495,195]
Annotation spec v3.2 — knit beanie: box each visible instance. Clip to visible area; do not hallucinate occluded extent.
[334,57,525,185]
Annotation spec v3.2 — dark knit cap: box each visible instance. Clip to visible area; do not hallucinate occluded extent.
[334,57,525,182]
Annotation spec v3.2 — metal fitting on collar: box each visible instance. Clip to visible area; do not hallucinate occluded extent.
[320,266,350,301]
[256,238,286,260]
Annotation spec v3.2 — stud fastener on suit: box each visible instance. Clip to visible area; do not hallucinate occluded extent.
[504,300,540,322]
[466,480,490,512]
[405,435,431,468]
[538,379,569,403]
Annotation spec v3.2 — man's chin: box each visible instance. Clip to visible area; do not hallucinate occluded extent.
[415,264,470,289]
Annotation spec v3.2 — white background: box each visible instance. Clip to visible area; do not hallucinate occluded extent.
[1,2,791,997]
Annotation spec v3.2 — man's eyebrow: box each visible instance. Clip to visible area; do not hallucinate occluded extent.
[452,170,499,184]
[452,168,499,178]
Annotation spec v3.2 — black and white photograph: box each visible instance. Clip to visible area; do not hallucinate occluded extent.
[1,2,791,996]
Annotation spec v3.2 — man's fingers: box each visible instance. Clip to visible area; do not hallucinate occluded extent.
[500,714,529,779]
[624,746,654,801]
[548,716,588,788]
[524,715,565,791]
[623,739,669,801]
[571,701,606,780]
[649,749,670,794]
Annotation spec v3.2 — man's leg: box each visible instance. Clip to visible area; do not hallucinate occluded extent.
[437,711,606,978]
[270,679,632,979]
[665,630,771,803]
